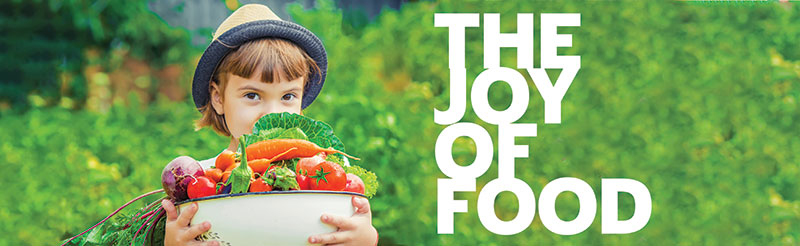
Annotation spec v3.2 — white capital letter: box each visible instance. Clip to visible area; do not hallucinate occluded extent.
[435,13,479,69]
[541,13,580,69]
[477,178,536,235]
[435,123,493,179]
[471,67,530,124]
[497,123,537,179]
[438,178,476,234]
[434,13,479,125]
[539,177,597,235]
[526,67,578,124]
[434,68,467,125]
[602,178,652,234]
[484,13,534,68]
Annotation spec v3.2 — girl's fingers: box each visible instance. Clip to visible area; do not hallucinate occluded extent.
[162,200,178,222]
[309,231,350,245]
[184,221,212,241]
[320,213,355,230]
[352,196,371,215]
[176,202,199,227]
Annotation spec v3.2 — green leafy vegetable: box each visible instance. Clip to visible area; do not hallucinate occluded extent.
[254,128,286,140]
[249,112,346,152]
[250,127,309,143]
[266,166,300,190]
[272,158,299,172]
[325,152,345,166]
[345,166,378,198]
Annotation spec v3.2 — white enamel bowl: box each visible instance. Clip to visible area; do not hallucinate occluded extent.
[176,191,363,246]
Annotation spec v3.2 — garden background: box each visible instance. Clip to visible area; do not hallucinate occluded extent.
[1,0,799,245]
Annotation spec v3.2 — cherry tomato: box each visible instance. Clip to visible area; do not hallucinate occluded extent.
[204,168,223,183]
[308,161,346,191]
[249,177,272,192]
[215,150,236,171]
[187,176,217,199]
[296,154,325,176]
[344,173,365,195]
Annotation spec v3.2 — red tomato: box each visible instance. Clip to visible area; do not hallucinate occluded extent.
[308,161,346,191]
[296,173,310,190]
[249,177,272,192]
[215,150,236,171]
[187,176,217,199]
[344,173,365,195]
[296,154,325,176]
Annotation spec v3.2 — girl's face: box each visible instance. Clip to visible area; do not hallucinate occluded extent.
[211,72,304,142]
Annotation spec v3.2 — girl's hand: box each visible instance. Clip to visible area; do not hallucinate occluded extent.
[308,196,378,245]
[162,200,220,246]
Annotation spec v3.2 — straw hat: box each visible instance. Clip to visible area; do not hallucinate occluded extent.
[192,4,327,110]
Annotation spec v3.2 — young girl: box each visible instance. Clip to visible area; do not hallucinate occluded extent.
[159,4,377,246]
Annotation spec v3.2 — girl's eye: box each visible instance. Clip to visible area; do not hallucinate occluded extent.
[245,92,260,100]
[281,93,297,101]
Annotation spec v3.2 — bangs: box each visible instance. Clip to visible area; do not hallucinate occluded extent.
[216,38,315,84]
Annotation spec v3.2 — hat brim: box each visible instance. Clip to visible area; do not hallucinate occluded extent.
[192,20,327,110]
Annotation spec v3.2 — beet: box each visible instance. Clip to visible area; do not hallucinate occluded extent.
[161,156,205,202]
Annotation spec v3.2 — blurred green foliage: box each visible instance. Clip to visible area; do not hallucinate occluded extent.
[2,0,800,245]
[0,0,194,109]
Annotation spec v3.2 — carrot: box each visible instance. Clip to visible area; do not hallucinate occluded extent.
[225,162,240,172]
[247,147,298,174]
[205,168,223,183]
[245,139,359,162]
[247,159,271,175]
[221,170,232,183]
[215,149,237,171]
[221,168,259,183]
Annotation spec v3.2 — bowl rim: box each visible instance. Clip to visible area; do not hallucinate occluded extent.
[174,190,367,206]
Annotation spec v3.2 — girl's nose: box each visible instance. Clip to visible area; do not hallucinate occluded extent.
[259,103,278,117]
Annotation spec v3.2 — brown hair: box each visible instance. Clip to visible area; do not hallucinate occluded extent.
[195,38,320,136]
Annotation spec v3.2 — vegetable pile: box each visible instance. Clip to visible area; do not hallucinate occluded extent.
[165,112,379,201]
[62,113,378,246]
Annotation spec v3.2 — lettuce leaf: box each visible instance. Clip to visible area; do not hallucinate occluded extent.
[250,127,308,143]
[248,113,346,152]
[325,152,344,166]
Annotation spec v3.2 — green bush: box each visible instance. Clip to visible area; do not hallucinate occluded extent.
[0,0,194,109]
[0,98,226,245]
[1,0,799,245]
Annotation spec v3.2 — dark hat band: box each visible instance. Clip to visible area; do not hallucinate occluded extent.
[192,20,328,110]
